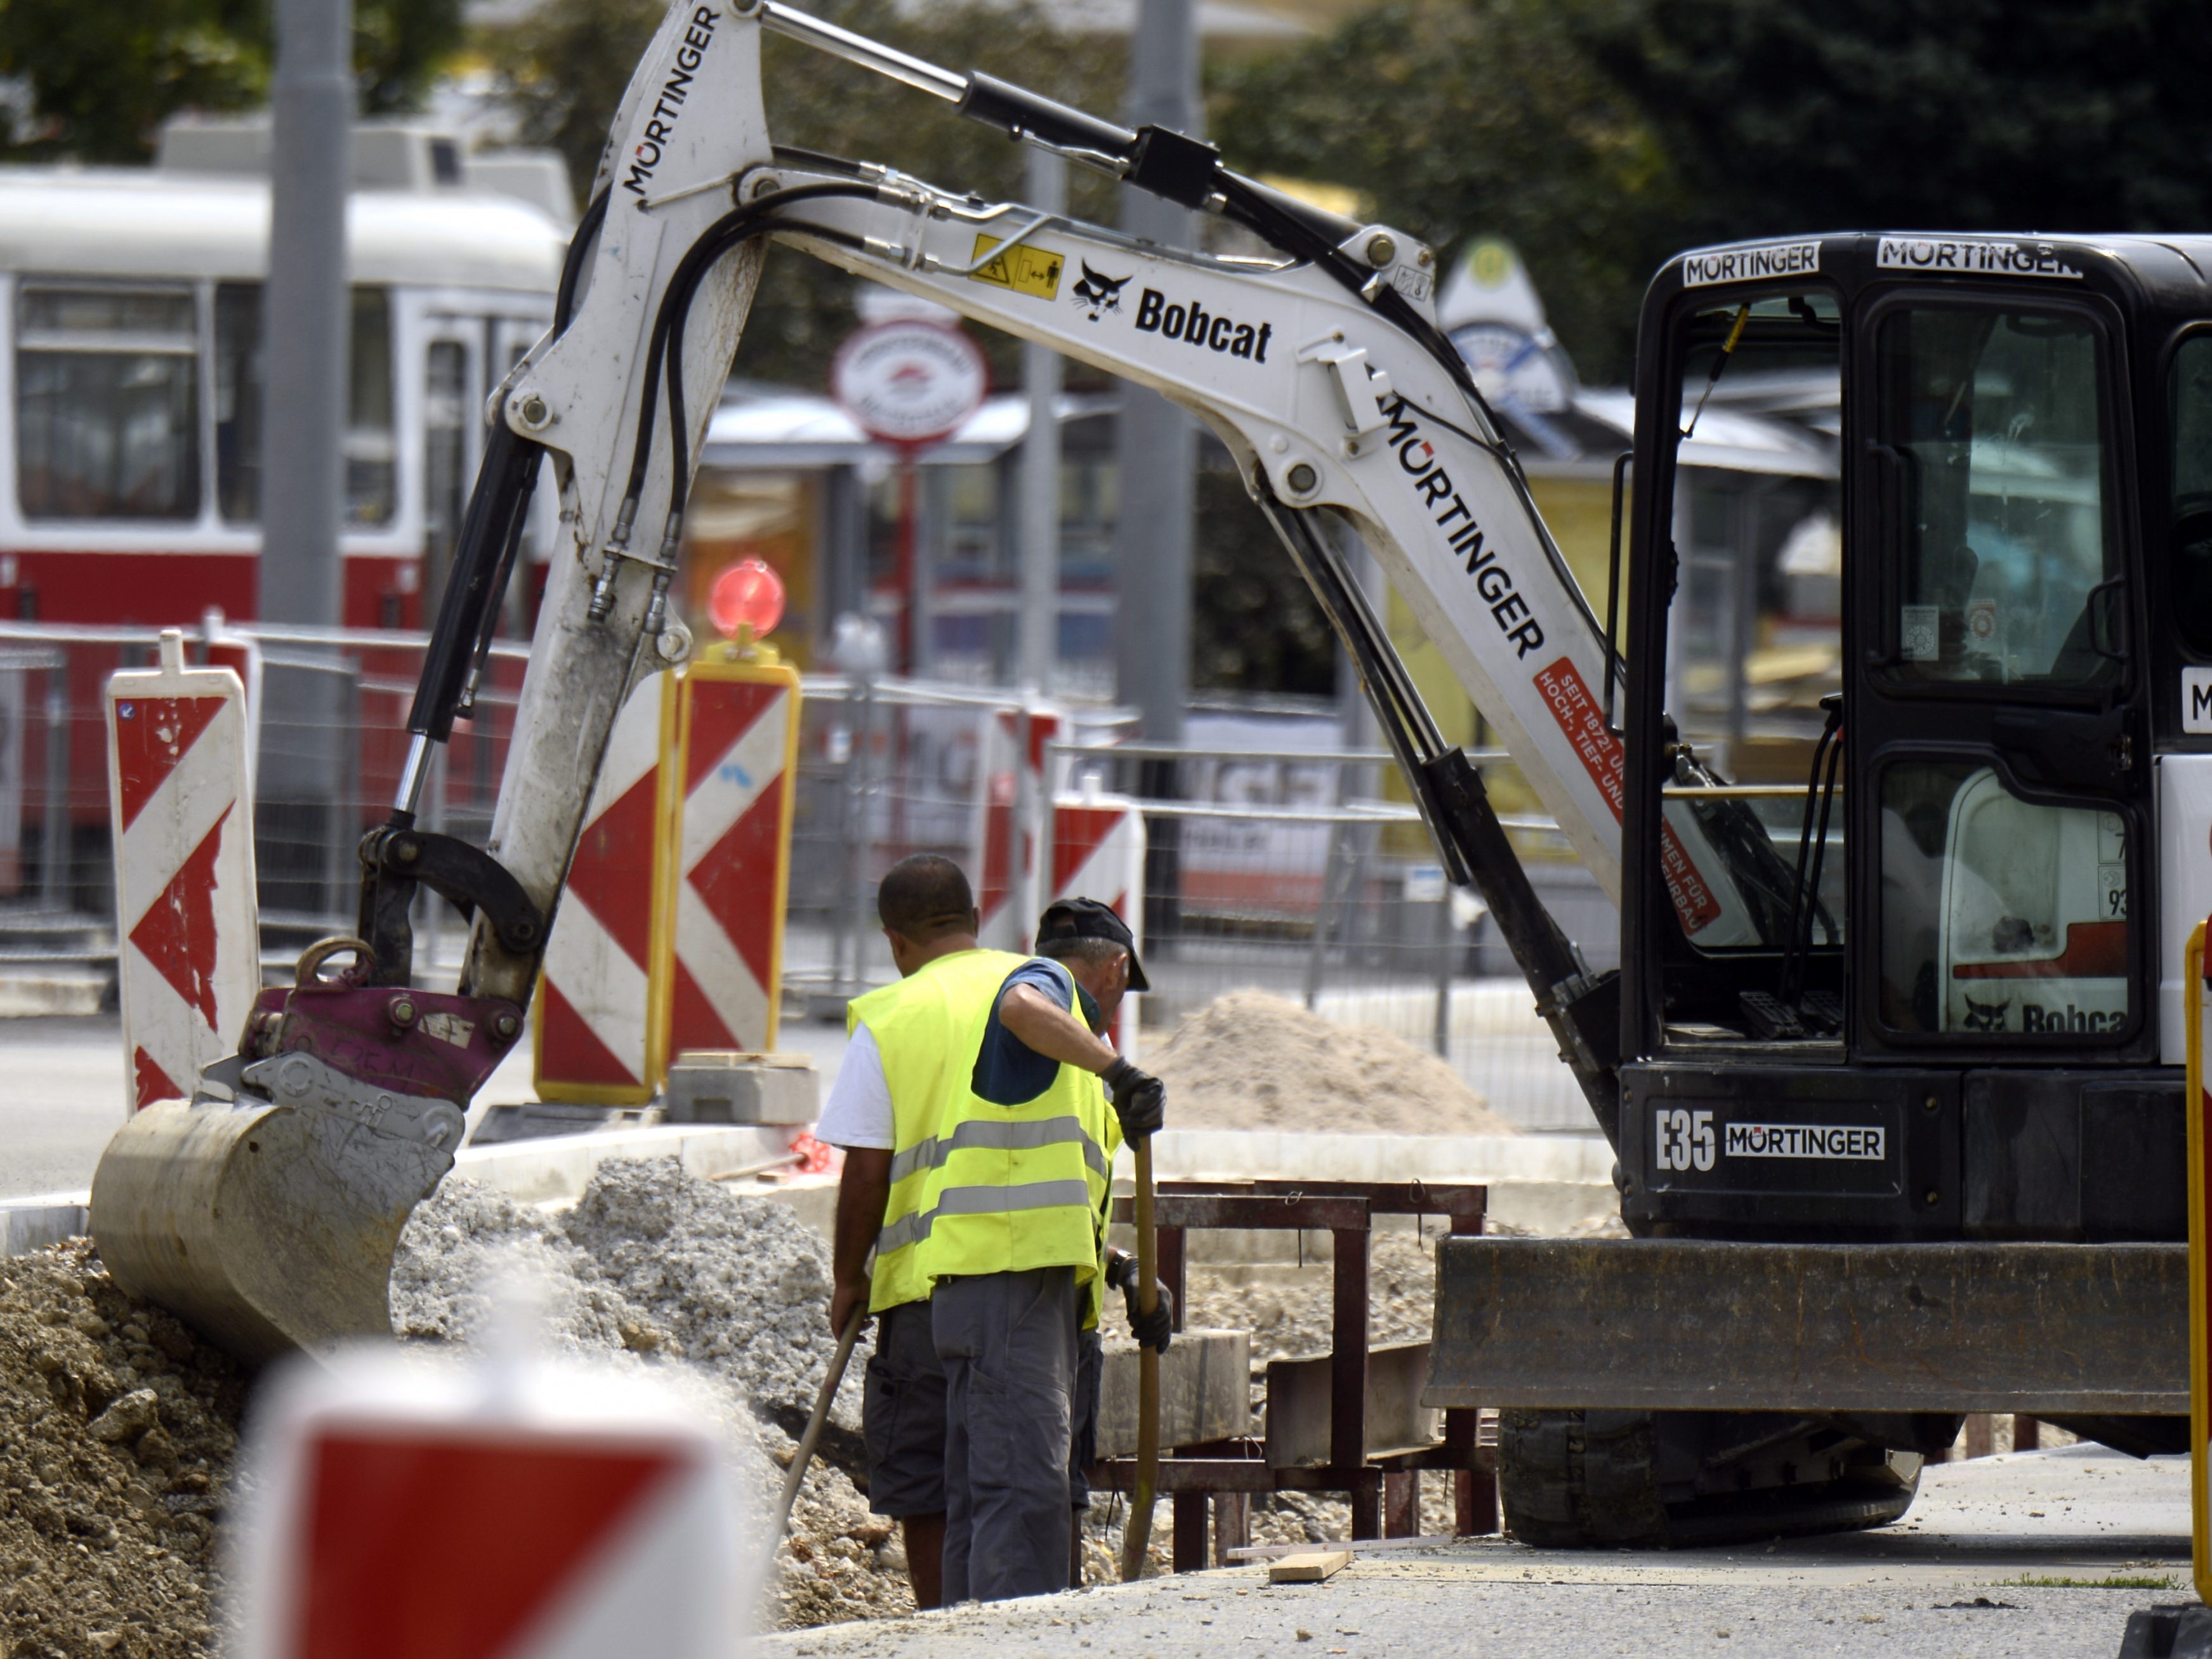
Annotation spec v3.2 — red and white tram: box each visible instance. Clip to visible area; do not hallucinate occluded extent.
[0,138,563,632]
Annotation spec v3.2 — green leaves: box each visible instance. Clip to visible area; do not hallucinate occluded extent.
[1211,0,1678,383]
[0,0,464,161]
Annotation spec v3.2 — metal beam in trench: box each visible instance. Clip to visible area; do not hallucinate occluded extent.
[1422,1238,2186,1416]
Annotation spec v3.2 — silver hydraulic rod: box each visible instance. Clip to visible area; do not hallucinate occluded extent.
[756,2,965,100]
[393,732,433,817]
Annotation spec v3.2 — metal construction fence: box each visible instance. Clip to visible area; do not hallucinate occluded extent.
[0,619,1616,1130]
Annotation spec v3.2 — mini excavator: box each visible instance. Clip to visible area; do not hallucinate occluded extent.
[89,0,2212,1544]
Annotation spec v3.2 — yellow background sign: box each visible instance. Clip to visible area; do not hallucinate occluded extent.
[970,234,1063,300]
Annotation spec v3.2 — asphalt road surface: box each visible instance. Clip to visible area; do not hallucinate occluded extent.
[761,1445,2190,1658]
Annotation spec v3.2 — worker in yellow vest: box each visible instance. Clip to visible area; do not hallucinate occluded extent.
[918,897,1170,1603]
[820,855,1025,1609]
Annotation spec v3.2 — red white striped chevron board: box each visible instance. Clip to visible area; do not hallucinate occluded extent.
[230,1347,747,1659]
[1049,791,1147,1058]
[534,674,674,1103]
[105,630,260,1114]
[662,657,801,1058]
[973,704,1058,954]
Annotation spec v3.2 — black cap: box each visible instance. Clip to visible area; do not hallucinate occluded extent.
[1036,897,1150,992]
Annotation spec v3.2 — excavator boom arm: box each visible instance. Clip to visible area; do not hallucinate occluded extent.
[92,0,1653,1361]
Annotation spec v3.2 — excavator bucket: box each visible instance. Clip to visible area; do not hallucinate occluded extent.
[91,1096,456,1364]
[90,960,495,1363]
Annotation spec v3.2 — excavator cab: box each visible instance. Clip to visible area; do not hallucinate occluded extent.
[1475,237,2206,1547]
[1615,235,2186,1248]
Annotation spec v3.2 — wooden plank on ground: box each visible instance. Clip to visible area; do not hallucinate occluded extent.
[1267,1549,1353,1584]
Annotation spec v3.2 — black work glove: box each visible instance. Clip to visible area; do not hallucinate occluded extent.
[1107,1252,1173,1353]
[1100,1056,1165,1140]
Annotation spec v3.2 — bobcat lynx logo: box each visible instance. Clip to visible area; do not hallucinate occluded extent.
[1070,261,1131,320]
[1961,994,2010,1032]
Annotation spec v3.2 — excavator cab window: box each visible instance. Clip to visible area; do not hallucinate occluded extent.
[1871,306,2116,691]
[1643,289,1848,1045]
[2167,332,2212,657]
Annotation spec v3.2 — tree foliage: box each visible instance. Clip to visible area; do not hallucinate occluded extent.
[1209,0,1675,383]
[0,0,268,160]
[1590,0,2212,243]
[353,0,467,117]
[0,0,466,161]
[1211,0,2212,383]
[1192,463,1335,695]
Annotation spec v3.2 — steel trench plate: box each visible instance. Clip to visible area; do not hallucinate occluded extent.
[1423,1238,2187,1415]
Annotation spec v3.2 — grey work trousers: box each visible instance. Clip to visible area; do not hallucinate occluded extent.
[932,1265,1079,1604]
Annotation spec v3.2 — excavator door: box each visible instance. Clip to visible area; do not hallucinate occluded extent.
[1617,238,2163,1243]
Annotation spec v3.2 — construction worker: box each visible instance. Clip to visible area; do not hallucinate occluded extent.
[819,855,1025,1610]
[919,896,1170,1603]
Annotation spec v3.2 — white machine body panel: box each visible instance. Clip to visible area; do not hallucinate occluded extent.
[2160,754,2212,1063]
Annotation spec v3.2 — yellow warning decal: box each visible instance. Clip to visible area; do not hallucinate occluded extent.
[970,235,1064,300]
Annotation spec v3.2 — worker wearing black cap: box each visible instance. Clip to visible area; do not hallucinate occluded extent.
[918,896,1173,1603]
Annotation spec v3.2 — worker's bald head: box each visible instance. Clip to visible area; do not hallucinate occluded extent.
[878,855,979,974]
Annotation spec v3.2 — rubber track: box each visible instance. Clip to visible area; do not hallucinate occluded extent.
[1499,1409,1920,1550]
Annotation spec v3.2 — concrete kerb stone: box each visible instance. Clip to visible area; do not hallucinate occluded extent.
[0,1191,92,1256]
[1110,1130,1619,1257]
[450,1121,801,1206]
[0,1124,810,1261]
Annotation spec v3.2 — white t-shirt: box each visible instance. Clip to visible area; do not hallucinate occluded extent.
[815,1023,895,1150]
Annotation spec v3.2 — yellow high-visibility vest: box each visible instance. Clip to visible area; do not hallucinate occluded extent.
[850,948,1026,1313]
[914,960,1114,1289]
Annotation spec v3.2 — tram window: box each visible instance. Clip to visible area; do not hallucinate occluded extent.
[16,283,199,520]
[212,284,395,527]
[345,292,394,526]
[213,284,260,521]
[423,339,468,596]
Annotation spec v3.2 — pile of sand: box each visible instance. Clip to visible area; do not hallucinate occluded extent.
[1149,990,1517,1135]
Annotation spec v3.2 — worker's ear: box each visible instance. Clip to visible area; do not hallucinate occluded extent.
[968,907,981,934]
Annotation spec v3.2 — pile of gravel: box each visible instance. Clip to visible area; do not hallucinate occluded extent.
[0,1156,916,1655]
[0,1239,246,1659]
[392,1162,909,1626]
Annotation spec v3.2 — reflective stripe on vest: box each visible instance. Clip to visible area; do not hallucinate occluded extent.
[849,947,1029,1313]
[915,959,1115,1285]
[890,1115,1109,1186]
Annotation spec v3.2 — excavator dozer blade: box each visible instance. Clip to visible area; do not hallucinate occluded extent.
[90,1098,456,1365]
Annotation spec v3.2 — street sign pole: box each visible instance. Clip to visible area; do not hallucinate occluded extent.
[829,320,987,679]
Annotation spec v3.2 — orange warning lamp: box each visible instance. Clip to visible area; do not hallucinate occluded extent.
[709,558,785,640]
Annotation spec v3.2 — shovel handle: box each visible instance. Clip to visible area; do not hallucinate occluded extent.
[1119,1135,1159,1583]
[774,1304,866,1542]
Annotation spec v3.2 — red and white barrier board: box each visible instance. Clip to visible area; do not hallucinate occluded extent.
[1050,789,1147,1057]
[107,630,260,1113]
[664,655,801,1056]
[973,704,1058,954]
[534,676,674,1103]
[231,1344,749,1659]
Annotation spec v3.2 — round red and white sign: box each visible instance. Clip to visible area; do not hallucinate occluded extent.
[831,320,987,447]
